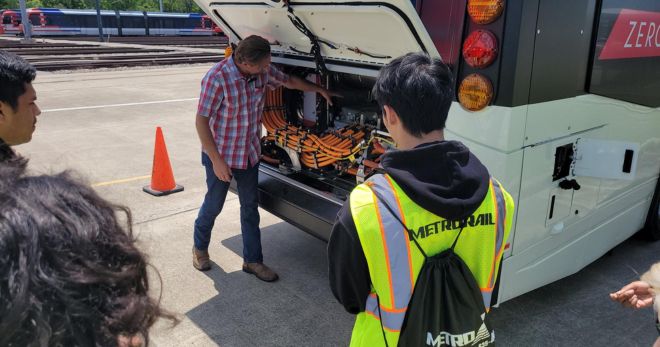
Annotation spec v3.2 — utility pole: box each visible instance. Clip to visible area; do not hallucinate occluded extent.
[95,0,104,42]
[159,0,164,12]
[18,0,32,42]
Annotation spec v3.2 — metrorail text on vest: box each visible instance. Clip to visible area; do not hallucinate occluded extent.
[409,213,495,240]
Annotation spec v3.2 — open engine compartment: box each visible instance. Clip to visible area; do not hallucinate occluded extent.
[260,66,394,201]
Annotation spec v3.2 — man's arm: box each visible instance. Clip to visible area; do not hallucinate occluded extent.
[195,115,231,182]
[328,200,371,314]
[196,70,231,182]
[266,64,339,105]
[283,75,338,106]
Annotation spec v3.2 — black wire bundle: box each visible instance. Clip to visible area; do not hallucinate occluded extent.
[285,4,336,78]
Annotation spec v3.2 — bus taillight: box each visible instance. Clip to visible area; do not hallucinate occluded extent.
[458,74,493,112]
[467,0,505,25]
[459,0,505,111]
[462,30,498,69]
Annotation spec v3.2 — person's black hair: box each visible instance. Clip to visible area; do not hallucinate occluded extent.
[0,137,27,168]
[371,52,454,137]
[0,51,36,110]
[0,162,176,346]
[234,35,271,65]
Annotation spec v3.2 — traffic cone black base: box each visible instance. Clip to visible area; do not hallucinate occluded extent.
[143,184,184,197]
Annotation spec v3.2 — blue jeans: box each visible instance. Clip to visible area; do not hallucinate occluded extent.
[193,152,263,263]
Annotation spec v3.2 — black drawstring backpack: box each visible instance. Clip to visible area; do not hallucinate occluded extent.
[369,188,495,347]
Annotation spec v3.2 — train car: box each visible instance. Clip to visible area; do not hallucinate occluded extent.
[1,8,220,36]
[202,14,223,35]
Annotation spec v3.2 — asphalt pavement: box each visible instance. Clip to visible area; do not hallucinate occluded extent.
[15,65,660,346]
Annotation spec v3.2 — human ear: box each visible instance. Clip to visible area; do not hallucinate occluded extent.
[0,102,8,122]
[383,105,399,127]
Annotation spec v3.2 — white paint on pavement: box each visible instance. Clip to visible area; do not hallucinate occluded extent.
[42,98,199,113]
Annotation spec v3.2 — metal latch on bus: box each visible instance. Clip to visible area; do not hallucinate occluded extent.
[558,179,581,191]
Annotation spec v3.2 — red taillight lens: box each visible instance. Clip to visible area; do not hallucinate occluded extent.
[462,30,498,68]
[458,74,494,111]
[468,0,505,25]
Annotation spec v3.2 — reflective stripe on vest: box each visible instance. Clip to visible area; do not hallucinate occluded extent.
[365,293,406,332]
[362,174,414,332]
[363,174,507,333]
[482,178,506,308]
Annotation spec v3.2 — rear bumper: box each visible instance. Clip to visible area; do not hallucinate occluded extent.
[231,164,344,241]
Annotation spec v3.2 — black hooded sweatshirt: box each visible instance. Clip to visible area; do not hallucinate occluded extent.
[327,140,490,314]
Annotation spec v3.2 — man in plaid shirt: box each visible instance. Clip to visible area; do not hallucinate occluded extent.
[193,35,336,281]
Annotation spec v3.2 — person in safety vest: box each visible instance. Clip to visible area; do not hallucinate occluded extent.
[328,52,515,346]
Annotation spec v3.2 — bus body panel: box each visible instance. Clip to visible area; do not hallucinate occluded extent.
[499,177,654,302]
[445,105,528,153]
[495,95,660,302]
[232,166,342,241]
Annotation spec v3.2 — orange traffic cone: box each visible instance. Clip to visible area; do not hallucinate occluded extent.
[143,127,184,196]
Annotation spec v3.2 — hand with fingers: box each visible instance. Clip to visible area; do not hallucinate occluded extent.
[318,88,342,106]
[212,157,232,182]
[609,281,655,309]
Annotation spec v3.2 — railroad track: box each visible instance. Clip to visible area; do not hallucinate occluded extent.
[5,47,172,55]
[48,35,229,48]
[33,55,224,71]
[1,36,225,71]
[24,52,220,62]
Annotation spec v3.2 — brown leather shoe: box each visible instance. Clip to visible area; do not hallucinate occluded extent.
[242,262,279,282]
[192,246,211,271]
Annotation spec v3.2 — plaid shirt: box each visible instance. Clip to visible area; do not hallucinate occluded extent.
[197,56,288,169]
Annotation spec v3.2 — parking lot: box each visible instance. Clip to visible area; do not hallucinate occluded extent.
[15,65,660,346]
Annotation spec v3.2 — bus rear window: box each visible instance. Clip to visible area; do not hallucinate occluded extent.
[589,0,660,107]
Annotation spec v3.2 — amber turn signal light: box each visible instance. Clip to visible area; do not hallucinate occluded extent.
[467,0,505,25]
[458,74,494,111]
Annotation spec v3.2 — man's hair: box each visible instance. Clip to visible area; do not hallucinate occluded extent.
[372,52,454,137]
[234,35,271,64]
[0,162,176,346]
[0,51,36,110]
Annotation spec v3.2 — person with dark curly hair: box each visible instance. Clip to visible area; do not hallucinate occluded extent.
[0,161,177,347]
[0,50,40,163]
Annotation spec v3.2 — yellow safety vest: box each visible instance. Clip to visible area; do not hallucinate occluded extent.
[349,174,514,347]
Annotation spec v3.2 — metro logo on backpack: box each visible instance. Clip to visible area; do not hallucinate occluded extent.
[425,314,493,347]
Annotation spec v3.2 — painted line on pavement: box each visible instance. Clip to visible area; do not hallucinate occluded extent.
[43,98,199,113]
[93,175,151,187]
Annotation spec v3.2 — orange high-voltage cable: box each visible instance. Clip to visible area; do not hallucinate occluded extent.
[262,88,366,169]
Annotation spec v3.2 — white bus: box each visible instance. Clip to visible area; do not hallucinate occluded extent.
[195,0,660,303]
